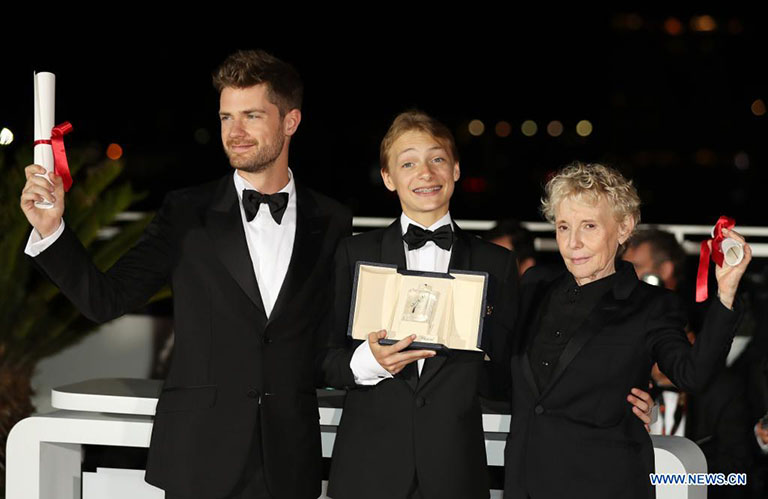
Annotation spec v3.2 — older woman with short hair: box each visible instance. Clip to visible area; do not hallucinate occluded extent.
[503,162,750,499]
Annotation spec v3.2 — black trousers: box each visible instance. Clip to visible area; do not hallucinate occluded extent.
[167,414,271,499]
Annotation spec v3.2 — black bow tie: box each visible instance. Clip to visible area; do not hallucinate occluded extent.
[402,223,454,251]
[242,189,289,224]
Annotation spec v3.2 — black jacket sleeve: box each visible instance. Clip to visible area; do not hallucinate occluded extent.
[30,192,177,324]
[650,292,739,393]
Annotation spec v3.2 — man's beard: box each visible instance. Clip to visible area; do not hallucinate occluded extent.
[226,132,285,174]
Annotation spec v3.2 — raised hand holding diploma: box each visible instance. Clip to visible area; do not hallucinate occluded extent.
[711,227,751,310]
[32,71,73,209]
[695,216,751,307]
[20,164,65,238]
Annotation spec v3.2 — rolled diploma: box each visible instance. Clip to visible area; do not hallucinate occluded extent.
[721,238,744,267]
[711,224,745,267]
[33,71,56,209]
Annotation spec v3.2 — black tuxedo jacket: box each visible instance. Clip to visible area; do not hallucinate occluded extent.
[321,220,518,499]
[30,173,352,499]
[504,260,739,499]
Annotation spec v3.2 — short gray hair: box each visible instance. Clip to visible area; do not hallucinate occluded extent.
[541,162,641,225]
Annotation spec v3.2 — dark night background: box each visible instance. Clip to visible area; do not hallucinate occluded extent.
[2,13,765,226]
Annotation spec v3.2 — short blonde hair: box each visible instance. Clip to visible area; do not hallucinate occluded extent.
[541,162,641,225]
[379,110,459,171]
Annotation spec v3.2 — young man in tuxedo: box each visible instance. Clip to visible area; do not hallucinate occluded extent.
[321,111,517,499]
[21,50,351,499]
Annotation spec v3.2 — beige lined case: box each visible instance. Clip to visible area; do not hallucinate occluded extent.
[347,262,489,351]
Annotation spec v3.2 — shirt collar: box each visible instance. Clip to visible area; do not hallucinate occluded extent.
[233,167,296,202]
[399,211,453,235]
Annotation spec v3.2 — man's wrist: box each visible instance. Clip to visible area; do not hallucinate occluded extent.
[36,220,62,239]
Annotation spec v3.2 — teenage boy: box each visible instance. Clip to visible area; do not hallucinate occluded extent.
[322,111,518,499]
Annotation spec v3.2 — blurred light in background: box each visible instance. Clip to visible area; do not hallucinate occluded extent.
[468,120,485,136]
[664,17,684,36]
[107,143,123,160]
[462,177,488,193]
[576,120,593,137]
[521,120,537,137]
[546,120,563,137]
[0,128,13,146]
[752,99,766,116]
[734,152,750,170]
[691,15,717,32]
[695,148,717,166]
[495,121,512,138]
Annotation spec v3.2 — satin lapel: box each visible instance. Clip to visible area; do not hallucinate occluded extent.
[447,223,471,271]
[268,184,328,323]
[398,362,419,392]
[416,223,471,391]
[521,351,541,399]
[538,262,639,399]
[380,220,407,270]
[205,176,267,319]
[415,353,446,392]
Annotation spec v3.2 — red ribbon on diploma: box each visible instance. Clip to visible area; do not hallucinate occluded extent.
[696,215,735,303]
[33,121,74,192]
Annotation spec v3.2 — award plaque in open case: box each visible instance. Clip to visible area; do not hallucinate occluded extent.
[347,262,490,352]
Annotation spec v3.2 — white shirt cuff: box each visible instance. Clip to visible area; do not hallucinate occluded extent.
[350,339,393,386]
[24,219,65,257]
[755,423,768,453]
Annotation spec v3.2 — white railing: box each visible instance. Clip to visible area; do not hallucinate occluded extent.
[103,214,768,258]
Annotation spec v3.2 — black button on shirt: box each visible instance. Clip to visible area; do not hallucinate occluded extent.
[528,271,617,392]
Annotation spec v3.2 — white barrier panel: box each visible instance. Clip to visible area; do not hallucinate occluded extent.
[7,379,714,499]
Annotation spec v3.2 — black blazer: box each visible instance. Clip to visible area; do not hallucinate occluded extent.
[321,220,518,499]
[30,174,352,499]
[504,260,739,499]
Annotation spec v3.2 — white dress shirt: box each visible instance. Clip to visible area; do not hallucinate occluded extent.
[233,170,296,318]
[349,211,453,385]
[26,169,297,319]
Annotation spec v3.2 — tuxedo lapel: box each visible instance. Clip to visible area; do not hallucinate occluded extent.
[205,175,267,319]
[415,352,447,392]
[380,220,407,270]
[268,183,329,323]
[447,223,471,271]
